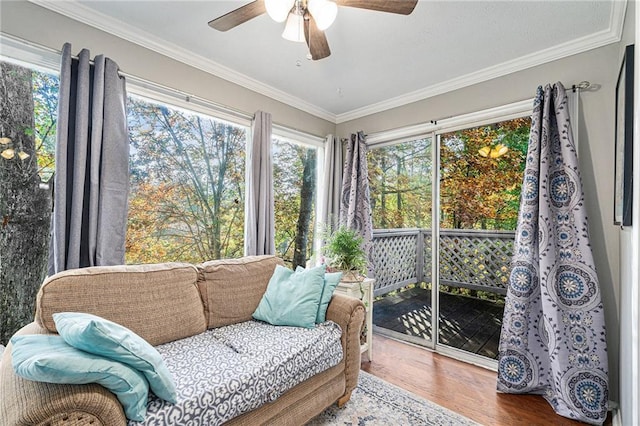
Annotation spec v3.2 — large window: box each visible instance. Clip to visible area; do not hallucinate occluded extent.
[272,137,317,269]
[3,60,322,269]
[126,95,247,264]
[437,117,530,359]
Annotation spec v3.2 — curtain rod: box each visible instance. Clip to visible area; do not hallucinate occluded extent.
[0,33,324,139]
[71,53,326,141]
[425,80,592,125]
[1,33,254,123]
[366,81,591,146]
[69,54,254,124]
[571,81,591,92]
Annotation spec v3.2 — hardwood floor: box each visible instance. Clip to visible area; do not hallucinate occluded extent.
[361,334,611,426]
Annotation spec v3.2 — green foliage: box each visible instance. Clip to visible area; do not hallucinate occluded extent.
[322,226,366,272]
[126,100,317,267]
[368,138,432,229]
[126,96,246,263]
[273,139,316,267]
[439,117,530,230]
[368,118,530,232]
[32,70,58,182]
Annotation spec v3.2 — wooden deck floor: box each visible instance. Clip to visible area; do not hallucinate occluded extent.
[373,287,504,359]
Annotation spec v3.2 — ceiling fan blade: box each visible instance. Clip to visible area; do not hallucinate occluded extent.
[336,0,417,15]
[208,1,266,32]
[304,14,331,61]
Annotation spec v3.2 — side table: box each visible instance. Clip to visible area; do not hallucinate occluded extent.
[334,278,374,362]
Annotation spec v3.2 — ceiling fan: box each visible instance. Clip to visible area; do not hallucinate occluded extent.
[208,0,418,61]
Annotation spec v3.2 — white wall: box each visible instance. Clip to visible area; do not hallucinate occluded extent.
[0,0,335,138]
[338,41,623,402]
[618,0,639,424]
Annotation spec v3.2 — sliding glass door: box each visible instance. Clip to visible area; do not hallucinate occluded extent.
[368,137,434,347]
[368,112,530,366]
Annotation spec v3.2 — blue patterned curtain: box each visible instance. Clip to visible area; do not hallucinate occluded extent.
[497,83,608,425]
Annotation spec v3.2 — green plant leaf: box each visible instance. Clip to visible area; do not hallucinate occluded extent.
[322,226,366,272]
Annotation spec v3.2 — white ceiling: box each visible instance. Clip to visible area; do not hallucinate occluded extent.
[33,0,624,122]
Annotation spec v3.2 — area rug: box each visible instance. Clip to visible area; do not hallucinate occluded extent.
[309,371,479,426]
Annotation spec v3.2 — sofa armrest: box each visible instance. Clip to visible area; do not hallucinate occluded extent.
[325,293,365,399]
[0,322,127,426]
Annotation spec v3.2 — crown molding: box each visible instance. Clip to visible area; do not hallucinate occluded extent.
[28,0,337,123]
[28,0,626,126]
[336,0,627,124]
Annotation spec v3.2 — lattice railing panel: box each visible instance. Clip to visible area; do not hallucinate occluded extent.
[439,231,514,294]
[370,231,418,295]
[371,229,514,296]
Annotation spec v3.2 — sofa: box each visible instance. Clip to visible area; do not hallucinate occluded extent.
[0,255,366,425]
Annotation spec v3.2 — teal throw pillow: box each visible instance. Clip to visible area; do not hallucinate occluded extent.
[253,264,325,328]
[53,312,177,404]
[295,266,343,323]
[317,272,343,323]
[11,334,149,421]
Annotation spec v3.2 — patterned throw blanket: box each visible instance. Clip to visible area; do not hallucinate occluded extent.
[129,321,343,425]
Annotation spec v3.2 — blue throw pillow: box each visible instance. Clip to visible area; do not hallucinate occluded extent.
[253,264,326,328]
[53,312,177,404]
[317,272,343,323]
[11,334,149,421]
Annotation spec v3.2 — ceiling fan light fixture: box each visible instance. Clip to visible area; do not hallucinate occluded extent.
[308,0,337,30]
[282,11,306,42]
[265,0,295,23]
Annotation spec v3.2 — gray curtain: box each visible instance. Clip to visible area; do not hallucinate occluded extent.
[244,110,275,256]
[319,134,342,233]
[497,83,608,425]
[49,43,128,275]
[339,131,373,261]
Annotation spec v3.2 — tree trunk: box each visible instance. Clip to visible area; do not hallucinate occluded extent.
[293,149,316,269]
[0,62,52,345]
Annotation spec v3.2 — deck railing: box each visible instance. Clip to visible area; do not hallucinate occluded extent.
[370,228,515,297]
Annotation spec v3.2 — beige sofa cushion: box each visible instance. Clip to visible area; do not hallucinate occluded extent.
[197,255,284,328]
[36,263,206,346]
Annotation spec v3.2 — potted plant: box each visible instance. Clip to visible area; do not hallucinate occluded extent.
[322,226,367,282]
